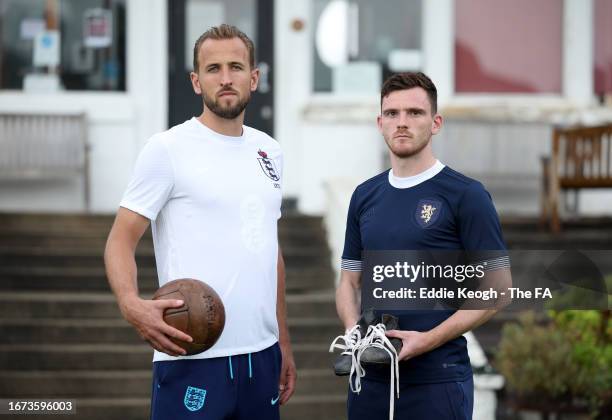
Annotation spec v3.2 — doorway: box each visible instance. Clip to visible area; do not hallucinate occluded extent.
[168,0,274,134]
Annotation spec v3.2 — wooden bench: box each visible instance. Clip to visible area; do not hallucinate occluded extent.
[541,123,612,232]
[0,113,90,210]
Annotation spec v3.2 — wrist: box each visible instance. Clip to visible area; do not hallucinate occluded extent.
[118,294,141,318]
[423,330,440,352]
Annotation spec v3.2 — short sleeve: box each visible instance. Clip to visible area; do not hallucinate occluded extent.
[458,182,510,270]
[119,138,174,221]
[341,189,363,271]
[275,151,283,220]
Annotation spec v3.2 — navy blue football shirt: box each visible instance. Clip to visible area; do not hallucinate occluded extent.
[341,161,509,384]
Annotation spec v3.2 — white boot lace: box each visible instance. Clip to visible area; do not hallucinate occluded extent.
[329,324,363,356]
[352,323,400,420]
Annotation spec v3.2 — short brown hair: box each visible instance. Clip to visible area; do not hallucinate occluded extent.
[193,24,256,72]
[380,72,438,114]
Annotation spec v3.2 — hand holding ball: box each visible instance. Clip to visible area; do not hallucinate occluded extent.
[153,278,225,355]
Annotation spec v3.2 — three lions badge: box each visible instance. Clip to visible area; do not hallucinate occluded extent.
[257,149,280,182]
[184,386,206,412]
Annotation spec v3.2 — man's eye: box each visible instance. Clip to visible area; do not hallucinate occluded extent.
[385,111,397,117]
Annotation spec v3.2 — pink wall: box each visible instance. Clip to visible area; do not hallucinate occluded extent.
[595,0,612,95]
[455,0,562,93]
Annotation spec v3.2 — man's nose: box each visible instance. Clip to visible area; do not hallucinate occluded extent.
[220,67,233,86]
[397,113,409,128]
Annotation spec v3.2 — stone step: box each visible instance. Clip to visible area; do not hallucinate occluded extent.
[0,249,330,270]
[0,343,337,371]
[0,228,328,246]
[7,395,347,420]
[0,318,342,345]
[0,368,347,398]
[0,213,326,235]
[505,234,612,249]
[0,244,330,258]
[0,266,335,292]
[0,291,337,319]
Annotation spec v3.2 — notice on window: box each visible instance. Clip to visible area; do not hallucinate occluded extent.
[20,18,45,40]
[33,31,60,67]
[83,8,113,48]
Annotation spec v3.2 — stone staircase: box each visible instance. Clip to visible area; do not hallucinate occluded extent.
[0,213,347,420]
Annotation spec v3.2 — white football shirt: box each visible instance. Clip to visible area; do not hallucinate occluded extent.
[120,117,283,361]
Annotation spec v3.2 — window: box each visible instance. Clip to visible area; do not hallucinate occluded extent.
[455,0,562,94]
[0,0,126,91]
[313,0,422,93]
[595,0,612,97]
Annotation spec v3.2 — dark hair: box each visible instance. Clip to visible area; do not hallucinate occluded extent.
[193,24,255,72]
[380,72,438,114]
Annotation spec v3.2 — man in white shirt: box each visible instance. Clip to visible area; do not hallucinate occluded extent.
[105,24,296,419]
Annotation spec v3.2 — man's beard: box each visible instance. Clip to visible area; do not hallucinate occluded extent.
[203,90,250,120]
[385,135,430,159]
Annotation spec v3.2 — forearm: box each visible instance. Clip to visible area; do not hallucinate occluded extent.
[104,236,140,316]
[427,266,511,348]
[426,309,497,350]
[335,270,361,329]
[276,249,291,346]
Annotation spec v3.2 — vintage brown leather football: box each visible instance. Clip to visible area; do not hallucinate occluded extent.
[153,278,225,355]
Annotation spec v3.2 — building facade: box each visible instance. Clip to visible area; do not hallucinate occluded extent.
[0,0,611,216]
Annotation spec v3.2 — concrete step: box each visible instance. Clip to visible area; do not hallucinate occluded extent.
[3,396,347,420]
[0,213,327,236]
[0,368,347,398]
[0,228,328,247]
[14,398,150,420]
[281,394,346,420]
[0,291,337,319]
[505,233,612,249]
[0,343,337,372]
[0,318,142,345]
[0,266,335,292]
[0,317,342,345]
[0,248,331,270]
[0,243,330,258]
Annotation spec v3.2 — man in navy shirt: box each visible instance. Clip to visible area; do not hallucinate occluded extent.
[333,72,511,420]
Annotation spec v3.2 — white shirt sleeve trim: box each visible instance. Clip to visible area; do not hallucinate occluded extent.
[341,259,363,272]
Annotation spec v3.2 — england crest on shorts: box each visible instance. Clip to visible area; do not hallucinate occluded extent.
[184,386,206,412]
[257,149,280,181]
[415,199,442,228]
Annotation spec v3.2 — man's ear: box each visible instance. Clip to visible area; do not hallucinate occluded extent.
[190,72,202,95]
[376,115,383,134]
[250,67,260,92]
[431,114,443,135]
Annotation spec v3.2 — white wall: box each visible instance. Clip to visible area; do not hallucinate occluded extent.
[297,98,384,215]
[275,0,312,199]
[284,0,612,217]
[0,0,167,214]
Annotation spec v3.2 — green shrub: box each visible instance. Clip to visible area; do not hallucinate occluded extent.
[496,310,611,416]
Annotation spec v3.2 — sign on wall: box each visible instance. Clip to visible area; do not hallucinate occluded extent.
[83,8,113,48]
